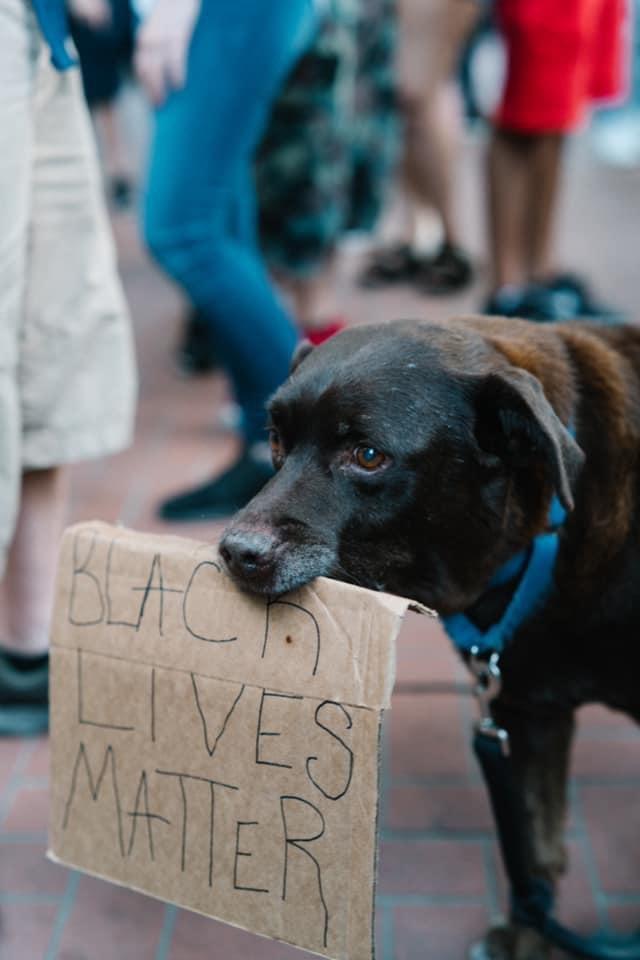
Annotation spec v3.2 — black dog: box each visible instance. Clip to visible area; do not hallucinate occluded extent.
[220,316,640,959]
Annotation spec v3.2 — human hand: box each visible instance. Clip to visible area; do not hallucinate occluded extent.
[134,0,201,107]
[67,0,111,28]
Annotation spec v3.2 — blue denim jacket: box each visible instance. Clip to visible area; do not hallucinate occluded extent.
[31,0,76,69]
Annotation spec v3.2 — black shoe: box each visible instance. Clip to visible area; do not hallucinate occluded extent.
[485,283,572,322]
[484,281,624,325]
[414,243,473,295]
[158,454,274,522]
[483,286,530,317]
[0,649,49,737]
[544,274,624,324]
[176,309,220,376]
[110,175,134,211]
[358,244,422,289]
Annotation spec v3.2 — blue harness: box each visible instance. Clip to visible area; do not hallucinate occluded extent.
[442,495,566,656]
[446,474,640,958]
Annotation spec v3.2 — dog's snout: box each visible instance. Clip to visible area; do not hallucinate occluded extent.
[219,529,279,582]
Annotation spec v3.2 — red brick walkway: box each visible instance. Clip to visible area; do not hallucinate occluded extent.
[1,134,640,959]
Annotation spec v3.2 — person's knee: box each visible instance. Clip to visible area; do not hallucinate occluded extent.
[144,208,215,286]
[402,85,451,146]
[144,207,242,305]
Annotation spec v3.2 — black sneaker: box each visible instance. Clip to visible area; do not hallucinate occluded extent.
[177,309,220,376]
[110,176,134,211]
[358,244,422,289]
[414,243,474,295]
[484,281,624,325]
[544,274,624,324]
[158,453,274,522]
[485,283,574,322]
[483,285,530,317]
[0,649,49,737]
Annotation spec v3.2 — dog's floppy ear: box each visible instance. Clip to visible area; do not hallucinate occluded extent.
[290,339,314,373]
[473,367,585,511]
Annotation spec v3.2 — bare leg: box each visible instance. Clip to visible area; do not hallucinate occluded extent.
[487,129,565,292]
[92,100,132,184]
[0,467,69,655]
[487,129,532,290]
[275,253,339,333]
[473,705,575,960]
[403,83,463,246]
[398,0,479,247]
[524,134,564,283]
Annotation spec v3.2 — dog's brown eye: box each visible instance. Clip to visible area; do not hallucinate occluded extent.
[269,428,285,468]
[354,446,387,471]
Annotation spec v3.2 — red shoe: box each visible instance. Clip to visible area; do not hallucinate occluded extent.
[305,319,347,346]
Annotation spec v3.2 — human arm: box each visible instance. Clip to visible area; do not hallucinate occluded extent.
[134,0,201,106]
[67,0,111,28]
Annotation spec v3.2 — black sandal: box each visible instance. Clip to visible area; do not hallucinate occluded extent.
[414,243,473,295]
[176,309,220,376]
[358,243,422,289]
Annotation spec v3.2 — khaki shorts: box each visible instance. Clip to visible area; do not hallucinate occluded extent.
[0,0,137,574]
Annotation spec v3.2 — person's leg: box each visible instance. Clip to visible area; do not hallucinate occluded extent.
[275,254,347,345]
[0,0,35,609]
[487,128,533,291]
[524,133,565,283]
[367,0,476,291]
[176,167,257,378]
[400,0,477,243]
[281,260,338,332]
[401,82,475,294]
[144,1,317,519]
[0,3,62,734]
[3,9,135,647]
[486,0,583,311]
[70,0,136,205]
[486,0,625,321]
[0,0,134,734]
[0,468,68,655]
[144,0,314,451]
[93,101,133,202]
[403,87,458,245]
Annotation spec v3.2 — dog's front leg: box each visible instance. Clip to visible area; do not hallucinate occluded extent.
[471,704,575,960]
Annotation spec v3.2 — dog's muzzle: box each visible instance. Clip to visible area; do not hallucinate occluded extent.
[219,528,280,588]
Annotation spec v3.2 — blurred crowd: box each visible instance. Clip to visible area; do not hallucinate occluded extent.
[0,0,636,734]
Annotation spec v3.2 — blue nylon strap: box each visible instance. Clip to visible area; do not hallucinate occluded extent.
[442,494,566,655]
[547,495,566,528]
[488,550,528,588]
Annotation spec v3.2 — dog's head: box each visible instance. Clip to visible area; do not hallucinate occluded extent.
[220,319,584,614]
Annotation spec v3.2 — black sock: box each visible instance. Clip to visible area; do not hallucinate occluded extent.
[0,647,49,672]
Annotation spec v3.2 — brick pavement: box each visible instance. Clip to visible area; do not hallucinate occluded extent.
[1,133,640,959]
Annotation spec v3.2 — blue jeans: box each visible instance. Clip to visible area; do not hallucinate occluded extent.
[144,0,315,445]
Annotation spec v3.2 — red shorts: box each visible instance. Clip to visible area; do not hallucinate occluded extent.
[495,0,628,133]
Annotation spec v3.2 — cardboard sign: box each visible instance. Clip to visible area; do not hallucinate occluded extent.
[48,523,430,960]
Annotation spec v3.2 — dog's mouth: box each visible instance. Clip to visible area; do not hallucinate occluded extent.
[219,526,336,597]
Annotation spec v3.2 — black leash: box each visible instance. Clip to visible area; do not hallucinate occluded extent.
[470,654,640,960]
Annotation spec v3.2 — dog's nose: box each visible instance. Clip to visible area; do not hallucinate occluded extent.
[219,529,279,581]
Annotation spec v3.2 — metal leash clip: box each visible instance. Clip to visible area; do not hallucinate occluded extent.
[468,646,510,756]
